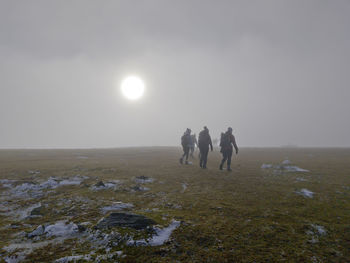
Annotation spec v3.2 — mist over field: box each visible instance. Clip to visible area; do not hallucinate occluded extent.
[1,2,350,262]
[1,0,350,148]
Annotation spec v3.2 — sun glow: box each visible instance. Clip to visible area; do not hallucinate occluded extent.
[121,76,145,100]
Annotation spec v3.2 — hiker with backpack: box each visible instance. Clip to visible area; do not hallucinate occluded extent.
[190,134,198,158]
[198,126,213,169]
[219,127,238,171]
[180,128,192,165]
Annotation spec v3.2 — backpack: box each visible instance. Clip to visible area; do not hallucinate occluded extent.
[220,132,231,148]
[181,134,190,146]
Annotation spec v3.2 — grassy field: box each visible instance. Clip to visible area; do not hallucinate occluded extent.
[0,147,349,262]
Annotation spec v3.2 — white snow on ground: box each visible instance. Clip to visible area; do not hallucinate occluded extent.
[261,164,273,169]
[59,176,85,186]
[306,224,327,244]
[147,220,181,246]
[90,180,120,191]
[261,160,309,172]
[28,225,45,238]
[134,176,154,184]
[311,224,326,235]
[283,166,309,172]
[181,183,187,193]
[0,202,41,220]
[4,220,122,262]
[282,159,291,165]
[4,254,26,263]
[45,221,79,237]
[4,240,57,263]
[129,220,181,246]
[28,170,40,175]
[296,188,314,198]
[0,179,17,188]
[17,202,41,220]
[4,176,88,198]
[101,202,134,213]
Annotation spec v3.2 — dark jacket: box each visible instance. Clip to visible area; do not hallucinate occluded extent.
[181,133,192,147]
[198,130,213,150]
[220,131,238,152]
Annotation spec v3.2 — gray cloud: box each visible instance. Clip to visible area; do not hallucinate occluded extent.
[1,0,349,147]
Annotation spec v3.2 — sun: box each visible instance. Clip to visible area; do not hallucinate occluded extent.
[121,76,145,100]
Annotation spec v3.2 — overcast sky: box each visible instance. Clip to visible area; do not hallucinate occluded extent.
[1,0,349,148]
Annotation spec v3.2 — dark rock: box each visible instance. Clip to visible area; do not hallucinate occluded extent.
[131,185,149,192]
[30,206,44,216]
[96,212,156,230]
[95,181,105,187]
[77,224,87,232]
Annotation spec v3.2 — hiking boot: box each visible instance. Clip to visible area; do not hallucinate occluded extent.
[185,161,189,165]
[227,165,232,171]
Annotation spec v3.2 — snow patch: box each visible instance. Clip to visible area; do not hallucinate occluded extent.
[181,183,187,193]
[129,220,180,246]
[59,176,84,186]
[306,224,327,243]
[0,179,17,188]
[4,254,26,263]
[283,166,309,172]
[101,202,134,213]
[28,225,45,238]
[90,180,119,191]
[296,188,314,198]
[28,170,40,175]
[5,176,87,199]
[261,164,273,169]
[134,176,154,184]
[311,224,326,235]
[261,160,309,173]
[45,221,79,237]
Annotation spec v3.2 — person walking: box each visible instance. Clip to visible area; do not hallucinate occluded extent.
[198,126,213,169]
[219,127,238,171]
[180,128,192,165]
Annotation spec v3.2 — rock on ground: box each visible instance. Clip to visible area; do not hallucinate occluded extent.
[96,212,155,230]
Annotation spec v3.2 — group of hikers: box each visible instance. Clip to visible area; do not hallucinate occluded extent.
[180,126,239,171]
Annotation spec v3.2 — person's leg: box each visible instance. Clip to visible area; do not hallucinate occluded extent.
[180,146,186,164]
[220,150,227,170]
[199,147,203,167]
[184,146,190,164]
[202,147,208,168]
[227,149,233,171]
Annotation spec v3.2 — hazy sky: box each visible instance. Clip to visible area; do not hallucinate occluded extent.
[1,0,349,148]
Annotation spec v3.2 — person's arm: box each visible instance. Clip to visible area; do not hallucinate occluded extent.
[209,136,213,151]
[232,135,238,154]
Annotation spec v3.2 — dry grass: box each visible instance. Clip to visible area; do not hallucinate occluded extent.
[0,147,349,262]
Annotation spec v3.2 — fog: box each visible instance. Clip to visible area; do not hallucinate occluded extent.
[1,0,349,148]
